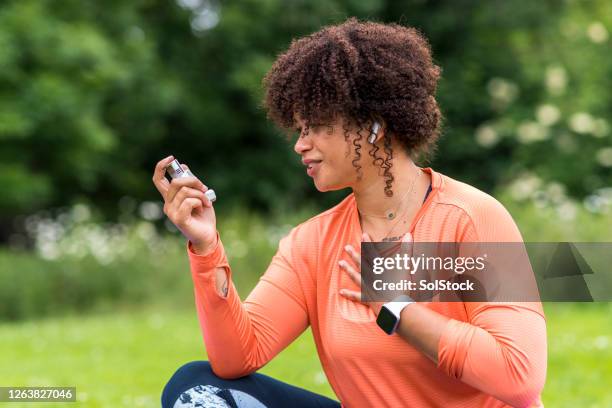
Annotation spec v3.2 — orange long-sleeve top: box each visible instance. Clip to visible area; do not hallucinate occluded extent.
[187,167,547,407]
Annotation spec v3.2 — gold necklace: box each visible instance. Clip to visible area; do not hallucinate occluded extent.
[380,200,415,242]
[358,167,421,221]
[359,169,421,241]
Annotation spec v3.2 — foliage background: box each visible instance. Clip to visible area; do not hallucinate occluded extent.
[1,0,611,231]
[0,0,611,406]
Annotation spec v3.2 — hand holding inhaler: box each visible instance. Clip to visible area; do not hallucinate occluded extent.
[166,160,217,203]
[152,155,218,255]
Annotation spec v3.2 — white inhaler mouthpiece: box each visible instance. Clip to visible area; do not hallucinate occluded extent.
[166,159,217,203]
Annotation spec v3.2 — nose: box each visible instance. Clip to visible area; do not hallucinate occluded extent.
[293,132,312,155]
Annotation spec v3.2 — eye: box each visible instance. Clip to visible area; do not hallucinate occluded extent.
[309,124,333,135]
[292,127,304,140]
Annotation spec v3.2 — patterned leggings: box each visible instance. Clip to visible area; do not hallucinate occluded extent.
[162,361,341,408]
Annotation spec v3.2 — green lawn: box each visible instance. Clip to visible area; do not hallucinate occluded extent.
[1,303,611,407]
[0,306,332,408]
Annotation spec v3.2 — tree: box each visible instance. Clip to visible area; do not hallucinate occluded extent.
[1,0,610,241]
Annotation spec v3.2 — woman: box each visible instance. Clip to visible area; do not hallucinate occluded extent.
[155,18,547,408]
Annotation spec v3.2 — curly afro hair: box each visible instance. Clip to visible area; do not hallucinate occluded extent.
[262,18,443,197]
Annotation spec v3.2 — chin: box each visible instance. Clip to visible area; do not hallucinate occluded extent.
[313,178,347,192]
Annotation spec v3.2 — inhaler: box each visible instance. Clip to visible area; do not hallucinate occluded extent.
[166,159,217,203]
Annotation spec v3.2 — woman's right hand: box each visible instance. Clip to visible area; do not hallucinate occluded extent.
[153,155,218,255]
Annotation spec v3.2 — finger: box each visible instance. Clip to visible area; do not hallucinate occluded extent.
[166,186,205,218]
[339,259,361,287]
[173,186,210,208]
[153,155,175,198]
[178,163,204,186]
[181,164,192,176]
[360,232,375,268]
[167,177,208,205]
[343,244,361,269]
[175,163,213,206]
[176,197,203,224]
[188,185,213,208]
[339,289,361,302]
[401,232,414,257]
[363,231,386,262]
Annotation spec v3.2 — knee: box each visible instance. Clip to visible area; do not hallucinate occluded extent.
[162,361,217,407]
[170,361,215,382]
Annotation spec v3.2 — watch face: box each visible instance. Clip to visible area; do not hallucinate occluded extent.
[376,307,398,335]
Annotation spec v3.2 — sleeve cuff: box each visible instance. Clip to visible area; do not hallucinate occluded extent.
[186,231,227,273]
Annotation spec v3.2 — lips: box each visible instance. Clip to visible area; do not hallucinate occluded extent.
[302,158,322,165]
[302,159,322,176]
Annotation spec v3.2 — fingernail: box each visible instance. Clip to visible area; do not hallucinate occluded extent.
[340,289,346,295]
[344,245,351,251]
[165,155,174,161]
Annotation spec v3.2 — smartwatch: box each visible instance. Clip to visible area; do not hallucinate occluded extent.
[376,295,415,335]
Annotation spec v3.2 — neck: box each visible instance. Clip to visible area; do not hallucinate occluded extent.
[352,155,421,220]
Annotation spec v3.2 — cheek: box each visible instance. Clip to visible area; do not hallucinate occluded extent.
[325,155,356,181]
[318,138,358,179]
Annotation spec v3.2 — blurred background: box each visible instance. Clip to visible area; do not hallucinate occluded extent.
[0,0,610,406]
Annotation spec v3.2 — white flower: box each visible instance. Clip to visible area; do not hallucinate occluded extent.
[517,121,549,143]
[593,118,610,138]
[139,201,163,221]
[546,182,566,204]
[136,221,157,240]
[584,194,608,213]
[72,204,91,223]
[536,104,561,126]
[569,112,595,134]
[587,22,609,44]
[509,173,542,201]
[191,8,220,32]
[545,65,567,95]
[556,201,577,221]
[475,125,499,148]
[487,77,519,106]
[596,147,612,167]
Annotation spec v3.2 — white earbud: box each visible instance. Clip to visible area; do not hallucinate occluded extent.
[368,121,381,144]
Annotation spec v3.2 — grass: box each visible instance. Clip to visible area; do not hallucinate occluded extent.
[1,303,611,407]
[0,305,333,408]
[543,303,612,407]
